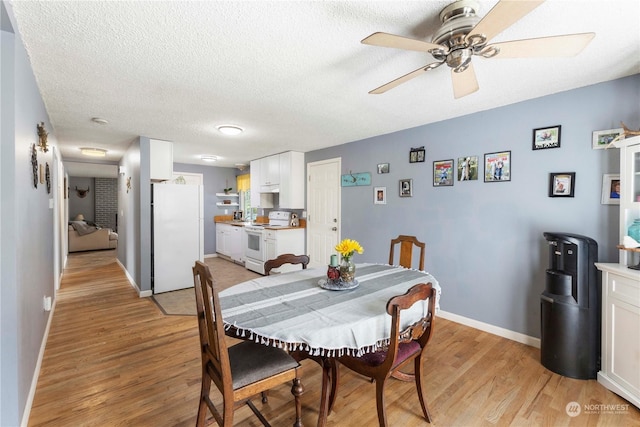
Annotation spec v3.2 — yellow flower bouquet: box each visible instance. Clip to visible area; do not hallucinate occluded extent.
[335,238,364,262]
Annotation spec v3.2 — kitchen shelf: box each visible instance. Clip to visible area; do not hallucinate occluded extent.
[216,202,239,207]
[216,193,239,197]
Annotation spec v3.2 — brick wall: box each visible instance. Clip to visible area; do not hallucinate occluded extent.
[95,178,117,231]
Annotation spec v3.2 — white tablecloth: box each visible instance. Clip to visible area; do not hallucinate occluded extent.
[219,263,441,357]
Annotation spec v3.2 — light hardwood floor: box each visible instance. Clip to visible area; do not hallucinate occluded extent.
[29,250,640,426]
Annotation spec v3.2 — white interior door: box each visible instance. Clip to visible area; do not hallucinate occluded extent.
[306,158,341,268]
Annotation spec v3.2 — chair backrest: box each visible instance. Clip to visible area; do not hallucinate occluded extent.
[264,253,310,276]
[384,283,437,367]
[389,235,425,271]
[192,261,233,397]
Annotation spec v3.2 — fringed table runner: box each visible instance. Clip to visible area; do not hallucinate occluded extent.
[220,263,441,357]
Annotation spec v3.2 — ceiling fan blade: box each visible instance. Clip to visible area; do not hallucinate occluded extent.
[369,62,444,94]
[466,0,545,45]
[484,33,595,58]
[451,63,479,99]
[362,32,444,53]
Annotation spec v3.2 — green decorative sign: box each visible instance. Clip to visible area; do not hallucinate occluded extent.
[341,172,371,187]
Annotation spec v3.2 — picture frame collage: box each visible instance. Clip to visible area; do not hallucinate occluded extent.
[370,123,622,204]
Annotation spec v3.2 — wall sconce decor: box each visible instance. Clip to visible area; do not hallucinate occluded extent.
[75,186,90,198]
[37,122,49,153]
[31,144,38,188]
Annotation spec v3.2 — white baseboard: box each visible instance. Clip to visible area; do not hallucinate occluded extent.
[204,253,218,258]
[22,298,57,427]
[115,258,151,298]
[438,310,541,349]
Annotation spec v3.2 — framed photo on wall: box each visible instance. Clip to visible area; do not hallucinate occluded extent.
[601,174,620,205]
[532,125,561,150]
[548,172,575,197]
[377,163,390,174]
[592,128,624,149]
[433,159,454,186]
[484,151,511,182]
[409,147,425,163]
[374,187,386,204]
[457,155,478,181]
[399,179,413,197]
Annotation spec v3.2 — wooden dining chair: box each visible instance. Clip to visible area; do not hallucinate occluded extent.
[192,261,304,427]
[336,283,437,427]
[264,253,310,275]
[389,235,426,271]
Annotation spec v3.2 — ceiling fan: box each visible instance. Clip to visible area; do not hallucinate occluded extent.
[362,0,595,98]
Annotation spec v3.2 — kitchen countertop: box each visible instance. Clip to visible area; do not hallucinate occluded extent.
[214,219,305,230]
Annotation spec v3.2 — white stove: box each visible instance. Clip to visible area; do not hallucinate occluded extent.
[244,211,295,274]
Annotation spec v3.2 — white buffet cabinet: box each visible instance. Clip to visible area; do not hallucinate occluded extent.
[594,135,640,409]
[594,263,640,408]
[216,223,243,263]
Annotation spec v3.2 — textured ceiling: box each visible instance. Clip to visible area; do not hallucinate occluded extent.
[8,0,640,169]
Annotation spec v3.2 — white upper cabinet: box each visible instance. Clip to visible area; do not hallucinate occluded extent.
[150,139,173,181]
[250,151,304,209]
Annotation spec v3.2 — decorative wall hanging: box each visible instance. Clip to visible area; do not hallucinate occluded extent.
[374,187,386,204]
[37,122,49,153]
[64,177,68,199]
[39,164,44,184]
[484,151,511,182]
[45,163,51,194]
[126,177,132,193]
[532,125,561,150]
[549,172,575,197]
[601,174,620,205]
[75,186,90,198]
[433,159,454,187]
[457,156,478,181]
[409,146,425,163]
[399,179,413,197]
[592,128,623,150]
[31,144,38,188]
[341,172,371,187]
[377,163,389,174]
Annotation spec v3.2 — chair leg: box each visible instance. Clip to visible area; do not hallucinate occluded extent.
[414,358,432,423]
[328,359,339,413]
[196,374,212,427]
[375,378,388,427]
[291,377,304,427]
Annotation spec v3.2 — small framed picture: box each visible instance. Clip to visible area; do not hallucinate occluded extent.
[377,163,390,174]
[549,172,575,197]
[399,179,413,197]
[374,187,387,204]
[484,151,511,182]
[532,125,561,150]
[592,128,624,149]
[601,174,621,205]
[457,156,478,181]
[433,159,454,186]
[409,147,425,163]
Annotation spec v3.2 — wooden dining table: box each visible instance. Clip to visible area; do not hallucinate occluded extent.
[219,263,441,426]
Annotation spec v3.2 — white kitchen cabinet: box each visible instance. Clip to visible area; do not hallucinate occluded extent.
[594,263,640,409]
[279,151,305,209]
[150,139,173,181]
[265,228,305,273]
[250,151,304,209]
[216,224,243,262]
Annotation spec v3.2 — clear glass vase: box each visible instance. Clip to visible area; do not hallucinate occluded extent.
[339,257,356,283]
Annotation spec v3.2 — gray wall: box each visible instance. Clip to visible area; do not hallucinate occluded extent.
[1,1,61,424]
[306,74,640,339]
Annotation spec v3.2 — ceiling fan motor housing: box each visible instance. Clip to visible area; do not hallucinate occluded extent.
[432,0,485,69]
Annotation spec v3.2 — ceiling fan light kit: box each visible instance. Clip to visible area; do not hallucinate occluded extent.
[362,0,595,98]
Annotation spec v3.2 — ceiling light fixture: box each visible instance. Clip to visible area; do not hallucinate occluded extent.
[201,155,218,162]
[80,147,107,157]
[91,117,109,125]
[217,125,243,136]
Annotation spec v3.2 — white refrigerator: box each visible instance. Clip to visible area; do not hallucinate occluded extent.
[152,183,204,294]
